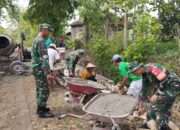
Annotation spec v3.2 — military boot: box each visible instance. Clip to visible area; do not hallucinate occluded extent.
[44,107,50,112]
[37,106,54,118]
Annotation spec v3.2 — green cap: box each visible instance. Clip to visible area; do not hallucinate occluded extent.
[77,49,85,55]
[39,23,51,31]
[129,61,144,73]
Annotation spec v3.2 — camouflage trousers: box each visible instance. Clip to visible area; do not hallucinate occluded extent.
[33,68,49,108]
[147,73,179,128]
[66,57,78,76]
[147,92,175,127]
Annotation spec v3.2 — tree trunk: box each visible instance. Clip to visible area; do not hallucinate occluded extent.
[123,12,128,49]
[105,17,109,40]
[84,17,90,43]
[176,24,180,48]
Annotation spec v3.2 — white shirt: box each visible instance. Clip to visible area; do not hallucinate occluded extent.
[48,48,60,70]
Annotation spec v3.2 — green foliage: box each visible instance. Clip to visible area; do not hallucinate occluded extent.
[124,13,161,61]
[155,40,179,54]
[78,0,180,80]
[17,16,38,47]
[113,0,134,10]
[26,0,78,34]
[79,0,109,34]
[87,33,123,82]
[155,0,180,40]
[149,40,180,75]
[66,39,75,49]
[0,0,19,21]
[6,12,38,47]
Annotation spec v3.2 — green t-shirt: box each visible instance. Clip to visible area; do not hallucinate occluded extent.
[118,62,141,82]
[45,37,54,48]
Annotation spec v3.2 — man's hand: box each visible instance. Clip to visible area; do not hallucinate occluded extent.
[111,85,119,93]
[111,84,127,95]
[47,72,56,80]
[149,95,158,103]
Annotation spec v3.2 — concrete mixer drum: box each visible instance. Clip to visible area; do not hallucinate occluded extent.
[0,35,31,74]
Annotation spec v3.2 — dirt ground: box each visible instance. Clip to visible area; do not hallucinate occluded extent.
[0,75,91,130]
[0,75,179,130]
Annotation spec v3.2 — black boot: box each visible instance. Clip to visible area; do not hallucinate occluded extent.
[139,123,149,129]
[37,106,54,118]
[159,125,170,130]
[44,107,50,112]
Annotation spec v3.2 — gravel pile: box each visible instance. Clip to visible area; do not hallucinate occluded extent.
[84,94,137,118]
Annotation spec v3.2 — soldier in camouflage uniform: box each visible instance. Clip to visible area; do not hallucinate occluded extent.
[32,23,54,118]
[65,49,85,77]
[129,62,180,130]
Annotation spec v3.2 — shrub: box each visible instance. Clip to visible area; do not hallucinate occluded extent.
[149,40,180,75]
[155,40,179,54]
[87,34,124,82]
[124,13,161,62]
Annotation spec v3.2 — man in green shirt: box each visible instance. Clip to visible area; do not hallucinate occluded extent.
[112,54,142,97]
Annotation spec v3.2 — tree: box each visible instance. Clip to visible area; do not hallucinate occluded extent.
[26,0,78,34]
[124,12,161,61]
[78,0,120,41]
[154,0,180,40]
[112,0,150,48]
[111,0,133,49]
[0,0,19,22]
[79,0,107,33]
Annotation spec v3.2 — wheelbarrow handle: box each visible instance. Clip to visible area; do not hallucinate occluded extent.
[110,116,121,130]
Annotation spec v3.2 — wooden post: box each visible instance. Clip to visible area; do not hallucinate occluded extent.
[123,12,128,49]
[84,17,90,43]
[105,17,109,40]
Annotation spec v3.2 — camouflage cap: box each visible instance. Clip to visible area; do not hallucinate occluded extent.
[77,49,85,55]
[129,61,144,73]
[49,27,55,32]
[39,23,51,31]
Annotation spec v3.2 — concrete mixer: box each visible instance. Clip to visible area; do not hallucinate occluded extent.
[0,34,31,74]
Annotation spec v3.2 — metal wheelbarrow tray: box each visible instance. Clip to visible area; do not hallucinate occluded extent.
[83,93,138,123]
[66,78,107,95]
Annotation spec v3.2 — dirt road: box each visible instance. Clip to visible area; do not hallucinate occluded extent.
[0,76,90,130]
[0,75,179,130]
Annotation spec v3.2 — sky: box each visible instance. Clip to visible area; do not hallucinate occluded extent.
[1,0,157,29]
[0,0,29,28]
[16,0,29,8]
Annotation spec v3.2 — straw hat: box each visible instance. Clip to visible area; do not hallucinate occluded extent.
[86,63,96,68]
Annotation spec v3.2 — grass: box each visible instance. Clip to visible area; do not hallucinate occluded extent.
[149,40,180,75]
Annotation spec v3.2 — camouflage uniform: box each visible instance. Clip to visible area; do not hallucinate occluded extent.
[32,35,50,108]
[65,49,85,76]
[141,63,180,128]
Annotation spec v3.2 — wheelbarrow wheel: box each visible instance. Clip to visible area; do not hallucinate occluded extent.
[112,125,121,130]
[9,61,25,75]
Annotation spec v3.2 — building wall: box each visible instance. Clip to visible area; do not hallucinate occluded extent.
[71,26,85,39]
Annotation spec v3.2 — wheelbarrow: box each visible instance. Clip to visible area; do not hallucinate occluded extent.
[64,78,109,107]
[82,93,138,130]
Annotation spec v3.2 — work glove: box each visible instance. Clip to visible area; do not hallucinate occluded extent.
[111,85,119,93]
